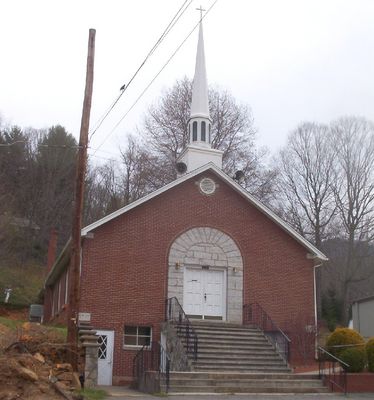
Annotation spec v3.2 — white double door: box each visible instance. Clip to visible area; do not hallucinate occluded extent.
[184,268,225,319]
[97,330,114,385]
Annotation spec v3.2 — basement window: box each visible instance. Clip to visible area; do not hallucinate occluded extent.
[123,326,152,348]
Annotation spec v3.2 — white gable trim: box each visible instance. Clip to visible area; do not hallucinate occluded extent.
[81,163,327,261]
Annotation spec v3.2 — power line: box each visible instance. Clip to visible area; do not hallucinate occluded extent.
[38,144,82,149]
[88,147,119,156]
[0,141,27,147]
[88,0,193,141]
[92,0,219,156]
[88,153,117,162]
[0,140,82,149]
[0,140,120,161]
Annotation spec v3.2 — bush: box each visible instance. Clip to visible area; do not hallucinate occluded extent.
[366,337,374,372]
[326,328,365,357]
[339,347,366,373]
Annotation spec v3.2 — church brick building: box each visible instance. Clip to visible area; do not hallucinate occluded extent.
[43,20,327,386]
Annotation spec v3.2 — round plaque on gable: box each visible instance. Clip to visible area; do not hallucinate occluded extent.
[199,177,216,195]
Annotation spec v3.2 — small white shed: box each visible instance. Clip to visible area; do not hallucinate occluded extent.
[352,296,374,339]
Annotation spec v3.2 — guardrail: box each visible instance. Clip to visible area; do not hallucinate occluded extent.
[318,346,348,394]
[165,297,198,361]
[243,302,291,363]
[133,341,170,392]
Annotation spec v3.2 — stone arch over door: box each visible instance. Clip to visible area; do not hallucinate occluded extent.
[168,227,243,323]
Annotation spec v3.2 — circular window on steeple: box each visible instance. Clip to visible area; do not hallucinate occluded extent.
[199,177,216,195]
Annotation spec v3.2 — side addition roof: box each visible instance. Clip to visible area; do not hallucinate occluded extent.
[81,163,328,261]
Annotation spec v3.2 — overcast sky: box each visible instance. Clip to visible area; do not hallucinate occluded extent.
[1,0,374,162]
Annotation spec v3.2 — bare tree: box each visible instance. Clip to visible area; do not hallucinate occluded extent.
[84,160,123,225]
[275,122,337,247]
[328,116,374,321]
[141,77,274,200]
[275,118,374,324]
[119,135,158,204]
[144,77,191,173]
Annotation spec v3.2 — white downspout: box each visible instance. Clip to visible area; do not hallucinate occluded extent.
[314,261,323,358]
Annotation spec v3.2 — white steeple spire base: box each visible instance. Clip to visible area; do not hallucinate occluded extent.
[177,145,223,176]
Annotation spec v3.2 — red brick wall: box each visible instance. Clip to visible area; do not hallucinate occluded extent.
[331,373,374,393]
[43,287,53,322]
[45,270,69,325]
[79,171,316,383]
[346,373,374,392]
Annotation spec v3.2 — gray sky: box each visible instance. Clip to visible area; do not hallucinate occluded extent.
[1,0,374,162]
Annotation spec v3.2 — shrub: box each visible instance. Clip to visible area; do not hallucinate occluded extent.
[326,328,365,357]
[339,347,366,373]
[366,337,374,372]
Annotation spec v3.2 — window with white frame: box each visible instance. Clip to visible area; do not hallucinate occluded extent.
[123,326,151,348]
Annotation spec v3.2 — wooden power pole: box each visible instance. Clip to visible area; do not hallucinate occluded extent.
[67,28,96,368]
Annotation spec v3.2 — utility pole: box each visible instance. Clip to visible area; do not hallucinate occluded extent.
[67,28,96,369]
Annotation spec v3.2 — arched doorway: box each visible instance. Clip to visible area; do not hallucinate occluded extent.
[168,227,243,322]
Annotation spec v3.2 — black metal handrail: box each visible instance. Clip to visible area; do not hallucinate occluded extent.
[165,297,198,361]
[133,341,170,392]
[318,346,348,394]
[243,302,291,363]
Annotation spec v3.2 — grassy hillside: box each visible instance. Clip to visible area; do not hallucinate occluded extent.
[0,263,45,305]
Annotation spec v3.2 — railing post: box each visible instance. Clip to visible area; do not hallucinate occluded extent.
[166,357,170,392]
[186,324,190,353]
[165,297,198,364]
[317,346,349,394]
[318,348,322,379]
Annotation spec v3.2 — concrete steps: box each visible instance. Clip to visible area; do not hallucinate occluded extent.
[178,320,291,373]
[167,321,326,393]
[163,372,328,394]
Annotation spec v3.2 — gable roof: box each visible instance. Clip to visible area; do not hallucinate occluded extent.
[82,162,327,261]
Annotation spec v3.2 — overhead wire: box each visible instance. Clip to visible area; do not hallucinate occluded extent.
[88,0,193,141]
[0,139,117,164]
[0,140,82,149]
[0,141,80,175]
[92,0,219,156]
[0,140,25,147]
[88,147,119,156]
[1,0,218,163]
[88,153,117,162]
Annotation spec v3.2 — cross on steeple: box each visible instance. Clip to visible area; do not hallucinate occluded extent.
[196,5,206,21]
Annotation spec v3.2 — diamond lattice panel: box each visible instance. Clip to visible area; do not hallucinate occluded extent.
[98,335,107,360]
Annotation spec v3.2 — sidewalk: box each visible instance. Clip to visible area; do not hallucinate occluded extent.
[100,386,374,400]
[98,386,155,398]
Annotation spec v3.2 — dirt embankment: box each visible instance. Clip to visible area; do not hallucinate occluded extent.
[0,319,81,400]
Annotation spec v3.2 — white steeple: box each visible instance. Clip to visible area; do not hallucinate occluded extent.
[176,17,223,175]
[190,22,210,120]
